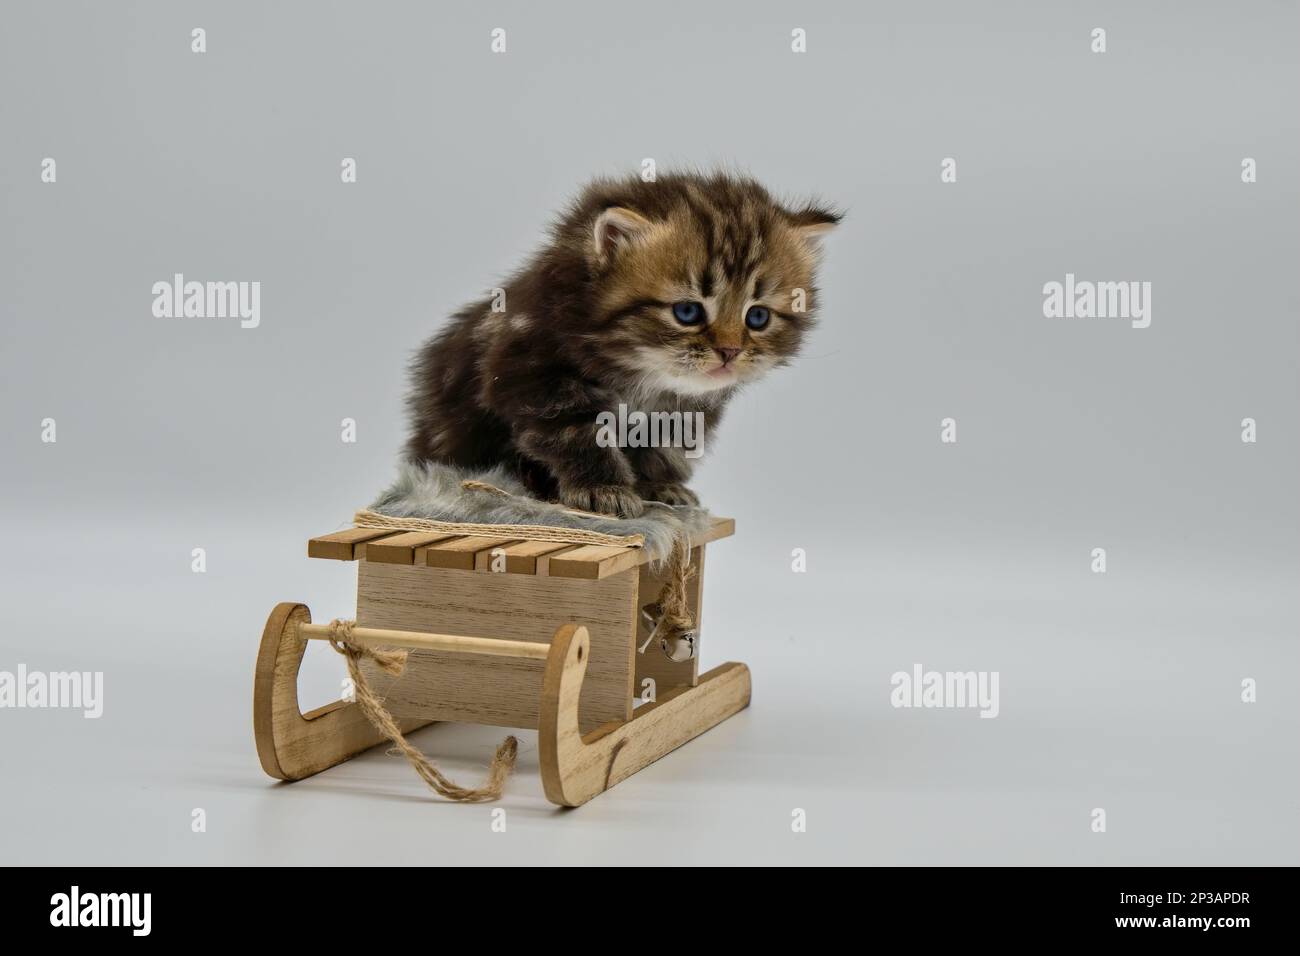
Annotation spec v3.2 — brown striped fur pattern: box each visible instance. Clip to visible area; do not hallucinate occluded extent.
[406,171,839,518]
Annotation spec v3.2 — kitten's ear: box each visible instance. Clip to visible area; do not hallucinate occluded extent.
[787,204,842,247]
[592,206,654,260]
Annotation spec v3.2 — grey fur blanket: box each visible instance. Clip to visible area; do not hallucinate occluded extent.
[368,461,713,563]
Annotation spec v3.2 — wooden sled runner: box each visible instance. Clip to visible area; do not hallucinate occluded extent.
[254,517,751,806]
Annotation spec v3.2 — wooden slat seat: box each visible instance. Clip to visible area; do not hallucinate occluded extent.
[420,535,520,570]
[307,528,401,561]
[308,516,734,577]
[364,531,458,565]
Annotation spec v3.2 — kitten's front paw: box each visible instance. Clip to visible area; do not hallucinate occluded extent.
[638,482,700,507]
[559,484,646,519]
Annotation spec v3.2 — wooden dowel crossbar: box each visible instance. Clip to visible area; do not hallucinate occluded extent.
[297,622,551,660]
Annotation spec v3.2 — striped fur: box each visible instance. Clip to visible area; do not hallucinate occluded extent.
[406,171,839,517]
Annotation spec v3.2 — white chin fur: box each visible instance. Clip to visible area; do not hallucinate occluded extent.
[665,371,739,396]
[627,353,742,398]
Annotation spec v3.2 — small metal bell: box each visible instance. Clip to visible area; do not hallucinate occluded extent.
[637,602,697,661]
[660,628,696,663]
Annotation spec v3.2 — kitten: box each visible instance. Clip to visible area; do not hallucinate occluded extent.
[405,171,839,518]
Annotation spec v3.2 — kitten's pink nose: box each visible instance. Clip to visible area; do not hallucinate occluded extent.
[716,347,742,366]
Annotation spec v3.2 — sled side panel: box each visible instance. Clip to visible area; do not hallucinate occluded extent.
[357,651,547,729]
[357,561,637,734]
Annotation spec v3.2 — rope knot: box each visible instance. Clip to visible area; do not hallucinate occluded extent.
[327,619,408,676]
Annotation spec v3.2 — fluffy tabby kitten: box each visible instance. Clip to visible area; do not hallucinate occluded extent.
[406,171,839,518]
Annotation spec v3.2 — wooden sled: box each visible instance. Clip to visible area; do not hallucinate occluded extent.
[254,518,751,806]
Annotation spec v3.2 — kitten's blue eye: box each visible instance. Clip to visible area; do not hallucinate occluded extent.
[745,305,771,330]
[672,301,705,325]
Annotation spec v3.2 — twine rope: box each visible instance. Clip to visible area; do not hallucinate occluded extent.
[353,509,645,549]
[646,536,696,652]
[327,619,518,803]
